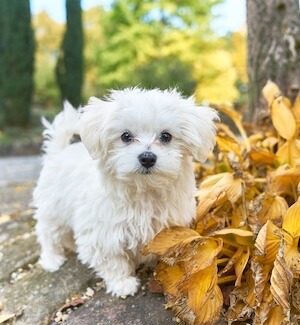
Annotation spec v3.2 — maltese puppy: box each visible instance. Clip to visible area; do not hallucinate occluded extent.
[33,88,218,297]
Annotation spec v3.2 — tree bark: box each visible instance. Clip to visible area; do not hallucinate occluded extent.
[247,0,300,122]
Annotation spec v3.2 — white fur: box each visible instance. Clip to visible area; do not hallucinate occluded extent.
[33,88,218,296]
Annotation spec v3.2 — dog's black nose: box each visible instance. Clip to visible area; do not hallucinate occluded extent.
[138,151,157,169]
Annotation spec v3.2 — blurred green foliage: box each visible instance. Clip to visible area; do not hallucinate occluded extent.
[33,0,247,109]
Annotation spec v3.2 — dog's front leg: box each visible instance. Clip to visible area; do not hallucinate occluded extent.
[76,238,140,297]
[96,254,140,297]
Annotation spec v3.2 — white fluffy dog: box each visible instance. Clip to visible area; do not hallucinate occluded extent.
[33,88,218,297]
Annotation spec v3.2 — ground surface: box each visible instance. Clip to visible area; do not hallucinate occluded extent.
[0,156,175,325]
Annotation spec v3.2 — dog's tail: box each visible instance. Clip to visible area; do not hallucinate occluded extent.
[41,101,81,156]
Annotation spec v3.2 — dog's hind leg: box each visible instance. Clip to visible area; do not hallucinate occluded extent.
[35,219,66,272]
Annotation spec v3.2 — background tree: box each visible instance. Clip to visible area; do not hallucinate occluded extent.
[34,12,63,107]
[56,0,84,107]
[0,0,34,126]
[93,0,241,104]
[247,0,300,121]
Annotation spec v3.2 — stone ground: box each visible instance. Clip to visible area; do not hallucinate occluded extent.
[0,156,175,325]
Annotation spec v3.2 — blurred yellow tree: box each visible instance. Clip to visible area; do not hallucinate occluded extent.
[230,29,247,84]
[32,2,248,107]
[33,12,63,107]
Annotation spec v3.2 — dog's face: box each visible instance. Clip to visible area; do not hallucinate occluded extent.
[80,89,218,184]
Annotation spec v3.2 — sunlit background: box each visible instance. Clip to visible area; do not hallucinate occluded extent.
[0,0,248,153]
[31,0,247,106]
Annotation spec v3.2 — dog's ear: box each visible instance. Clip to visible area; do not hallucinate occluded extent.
[79,97,114,159]
[180,99,219,163]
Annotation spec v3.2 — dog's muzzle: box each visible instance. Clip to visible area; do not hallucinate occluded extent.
[138,151,157,169]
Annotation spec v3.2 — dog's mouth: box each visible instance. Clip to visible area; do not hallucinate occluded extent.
[137,167,155,175]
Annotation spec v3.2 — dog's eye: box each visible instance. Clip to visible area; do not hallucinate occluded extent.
[121,131,134,143]
[159,131,172,143]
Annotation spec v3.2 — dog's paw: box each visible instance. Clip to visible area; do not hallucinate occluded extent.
[39,253,66,272]
[106,276,140,297]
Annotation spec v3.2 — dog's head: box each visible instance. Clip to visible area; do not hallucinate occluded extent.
[79,88,218,184]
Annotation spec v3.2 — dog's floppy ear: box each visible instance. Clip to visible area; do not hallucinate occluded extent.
[180,99,219,162]
[79,97,114,159]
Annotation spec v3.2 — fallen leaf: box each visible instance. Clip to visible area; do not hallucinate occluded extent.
[282,198,300,237]
[262,80,281,107]
[213,228,254,247]
[271,96,297,140]
[195,285,223,325]
[182,263,217,313]
[184,238,223,275]
[234,247,250,286]
[270,249,293,312]
[266,305,284,325]
[155,262,185,297]
[249,147,276,166]
[255,221,280,265]
[142,227,200,256]
[292,92,300,124]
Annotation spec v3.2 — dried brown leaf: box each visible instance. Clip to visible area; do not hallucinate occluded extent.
[142,226,200,256]
[213,228,254,247]
[270,250,293,312]
[155,262,184,297]
[262,80,281,107]
[271,96,297,140]
[194,285,223,325]
[184,238,223,275]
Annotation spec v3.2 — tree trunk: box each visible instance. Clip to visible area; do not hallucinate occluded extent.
[247,0,300,122]
[56,0,84,108]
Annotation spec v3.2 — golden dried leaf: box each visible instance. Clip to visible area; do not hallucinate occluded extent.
[195,213,224,235]
[283,231,300,277]
[255,221,281,265]
[282,199,300,238]
[268,166,300,196]
[234,247,250,286]
[227,284,254,321]
[231,205,246,228]
[249,147,276,166]
[213,228,254,247]
[227,179,244,205]
[271,96,297,140]
[155,262,185,297]
[184,238,223,275]
[219,247,243,276]
[262,136,279,151]
[270,250,293,311]
[142,226,200,256]
[197,173,243,220]
[184,263,217,313]
[248,132,264,144]
[266,305,284,325]
[292,92,300,124]
[254,284,275,325]
[258,195,288,225]
[217,122,240,140]
[262,80,281,107]
[194,285,223,325]
[215,106,250,151]
[276,139,300,167]
[216,133,242,158]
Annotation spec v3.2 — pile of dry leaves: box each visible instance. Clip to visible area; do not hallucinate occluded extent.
[142,81,300,324]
